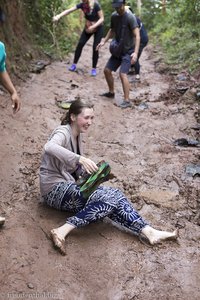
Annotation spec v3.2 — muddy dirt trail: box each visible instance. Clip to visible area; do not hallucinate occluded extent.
[0,41,200,300]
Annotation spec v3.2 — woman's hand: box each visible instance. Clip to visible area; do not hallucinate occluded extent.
[79,156,98,174]
[11,91,21,113]
[96,39,105,51]
[53,15,60,22]
[131,52,138,64]
[86,25,96,34]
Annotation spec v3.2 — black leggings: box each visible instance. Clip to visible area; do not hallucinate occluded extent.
[73,25,103,68]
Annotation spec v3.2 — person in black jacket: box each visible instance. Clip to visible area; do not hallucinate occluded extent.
[130,15,148,80]
[125,5,149,80]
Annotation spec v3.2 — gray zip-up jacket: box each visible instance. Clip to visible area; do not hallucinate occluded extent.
[39,124,82,196]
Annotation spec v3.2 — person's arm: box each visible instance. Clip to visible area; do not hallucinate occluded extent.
[53,6,77,22]
[79,156,98,174]
[96,28,114,50]
[0,70,21,113]
[87,9,104,33]
[45,131,80,166]
[45,131,98,174]
[79,9,84,25]
[131,27,140,64]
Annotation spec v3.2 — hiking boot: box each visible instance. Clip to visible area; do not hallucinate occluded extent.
[91,68,97,76]
[69,64,77,72]
[100,92,115,98]
[118,101,132,109]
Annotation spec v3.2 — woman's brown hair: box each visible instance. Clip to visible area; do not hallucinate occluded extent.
[61,99,94,125]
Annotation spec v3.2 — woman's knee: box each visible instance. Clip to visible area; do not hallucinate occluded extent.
[90,185,120,200]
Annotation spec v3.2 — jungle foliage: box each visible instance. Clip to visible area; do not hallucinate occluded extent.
[129,0,200,71]
[26,0,199,72]
[0,0,199,73]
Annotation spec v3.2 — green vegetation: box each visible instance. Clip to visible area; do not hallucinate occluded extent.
[129,0,200,72]
[29,0,199,73]
[0,0,199,73]
[23,0,82,58]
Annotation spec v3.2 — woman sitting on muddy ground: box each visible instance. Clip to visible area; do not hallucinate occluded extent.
[53,0,104,77]
[39,99,178,255]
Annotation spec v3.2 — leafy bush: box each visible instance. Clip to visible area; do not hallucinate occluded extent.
[24,0,82,57]
[149,0,200,72]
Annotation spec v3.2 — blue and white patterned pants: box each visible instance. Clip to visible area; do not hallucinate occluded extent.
[43,182,148,235]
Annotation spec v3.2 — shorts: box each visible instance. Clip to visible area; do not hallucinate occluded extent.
[105,51,133,74]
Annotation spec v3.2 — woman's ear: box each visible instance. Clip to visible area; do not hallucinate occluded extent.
[70,113,76,122]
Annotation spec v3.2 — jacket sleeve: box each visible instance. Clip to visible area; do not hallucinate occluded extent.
[44,131,80,169]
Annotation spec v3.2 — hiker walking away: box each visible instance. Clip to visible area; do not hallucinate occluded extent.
[53,0,104,77]
[0,41,21,225]
[126,7,149,81]
[39,99,178,255]
[97,0,140,109]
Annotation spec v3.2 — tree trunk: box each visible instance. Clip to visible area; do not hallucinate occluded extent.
[137,0,142,16]
[162,0,166,15]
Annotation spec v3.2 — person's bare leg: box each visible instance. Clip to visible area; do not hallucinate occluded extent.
[50,223,75,255]
[104,67,114,94]
[141,225,179,245]
[120,73,130,101]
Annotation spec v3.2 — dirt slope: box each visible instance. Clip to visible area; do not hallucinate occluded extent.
[0,41,200,300]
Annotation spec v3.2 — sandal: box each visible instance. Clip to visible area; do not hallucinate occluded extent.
[50,229,66,256]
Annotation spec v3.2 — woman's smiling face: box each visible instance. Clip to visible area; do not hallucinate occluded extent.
[72,107,94,133]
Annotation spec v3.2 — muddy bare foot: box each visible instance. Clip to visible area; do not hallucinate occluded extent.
[50,229,66,256]
[0,216,5,226]
[142,226,179,245]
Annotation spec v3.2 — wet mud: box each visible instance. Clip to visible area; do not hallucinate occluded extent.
[0,42,199,300]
